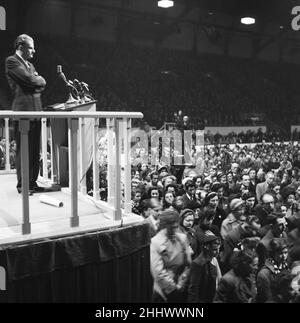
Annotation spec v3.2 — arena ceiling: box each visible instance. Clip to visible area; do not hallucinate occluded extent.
[6,0,300,52]
[66,0,300,45]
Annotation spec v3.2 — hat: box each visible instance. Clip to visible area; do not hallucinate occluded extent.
[204,192,218,205]
[211,182,223,192]
[241,237,260,249]
[242,192,255,201]
[202,234,220,245]
[230,198,245,211]
[159,209,180,226]
[158,165,168,173]
[180,208,194,219]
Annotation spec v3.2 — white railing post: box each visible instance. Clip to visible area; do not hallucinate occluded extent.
[68,118,79,227]
[114,118,122,221]
[107,117,116,207]
[5,118,10,171]
[92,117,100,200]
[19,119,31,234]
[123,118,132,214]
[79,117,87,195]
[41,118,48,179]
[49,126,55,184]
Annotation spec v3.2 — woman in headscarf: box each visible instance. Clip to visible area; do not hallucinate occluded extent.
[178,209,200,258]
[256,238,289,303]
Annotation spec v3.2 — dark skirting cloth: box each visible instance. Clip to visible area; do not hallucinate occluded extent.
[0,222,152,303]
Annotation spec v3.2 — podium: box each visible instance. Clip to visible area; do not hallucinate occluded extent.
[49,100,97,187]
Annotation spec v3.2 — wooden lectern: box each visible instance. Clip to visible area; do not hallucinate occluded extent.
[50,100,97,187]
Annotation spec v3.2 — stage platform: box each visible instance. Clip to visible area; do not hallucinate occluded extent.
[0,173,143,247]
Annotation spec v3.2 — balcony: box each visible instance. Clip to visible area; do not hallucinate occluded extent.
[0,108,144,246]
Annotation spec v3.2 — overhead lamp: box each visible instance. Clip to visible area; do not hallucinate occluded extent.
[158,0,174,8]
[241,17,255,25]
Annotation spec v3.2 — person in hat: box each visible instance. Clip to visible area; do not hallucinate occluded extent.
[221,198,246,239]
[220,215,261,274]
[203,191,226,230]
[150,209,192,303]
[188,234,222,303]
[242,192,256,216]
[158,165,169,179]
[256,214,288,268]
[195,207,221,250]
[179,209,199,258]
[256,238,289,303]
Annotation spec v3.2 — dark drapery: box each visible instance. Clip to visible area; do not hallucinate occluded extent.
[0,222,152,303]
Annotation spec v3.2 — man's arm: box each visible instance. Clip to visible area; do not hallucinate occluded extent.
[6,56,46,90]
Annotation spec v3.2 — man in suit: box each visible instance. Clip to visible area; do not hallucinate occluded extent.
[5,34,46,194]
[256,171,274,202]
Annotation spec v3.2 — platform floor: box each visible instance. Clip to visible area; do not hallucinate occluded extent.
[0,173,142,246]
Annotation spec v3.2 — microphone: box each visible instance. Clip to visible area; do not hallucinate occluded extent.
[73,79,82,90]
[57,65,69,85]
[81,81,89,92]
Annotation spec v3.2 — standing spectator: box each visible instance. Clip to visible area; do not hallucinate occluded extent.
[256,238,289,303]
[188,235,222,302]
[151,209,192,303]
[179,209,199,258]
[214,250,258,303]
[256,172,275,202]
[221,198,246,239]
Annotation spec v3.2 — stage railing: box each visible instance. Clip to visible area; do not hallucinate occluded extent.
[0,110,143,235]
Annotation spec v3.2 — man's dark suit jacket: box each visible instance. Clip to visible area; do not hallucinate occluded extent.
[5,53,46,188]
[5,54,46,111]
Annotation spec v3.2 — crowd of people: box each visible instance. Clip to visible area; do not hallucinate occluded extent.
[1,33,300,303]
[126,140,300,303]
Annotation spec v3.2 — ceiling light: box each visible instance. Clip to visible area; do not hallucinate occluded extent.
[158,1,174,8]
[241,17,255,25]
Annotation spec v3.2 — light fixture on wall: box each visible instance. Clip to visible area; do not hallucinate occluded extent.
[158,1,174,8]
[241,17,255,25]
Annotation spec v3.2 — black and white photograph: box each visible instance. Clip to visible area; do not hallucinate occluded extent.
[0,0,300,314]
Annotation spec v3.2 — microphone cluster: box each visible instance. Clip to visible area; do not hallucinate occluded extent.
[57,65,94,104]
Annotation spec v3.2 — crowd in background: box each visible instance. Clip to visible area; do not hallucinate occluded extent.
[124,139,300,303]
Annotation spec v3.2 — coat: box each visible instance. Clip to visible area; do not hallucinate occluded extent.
[214,269,257,303]
[5,54,46,111]
[256,260,275,303]
[188,252,221,303]
[150,229,192,301]
[256,181,269,203]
